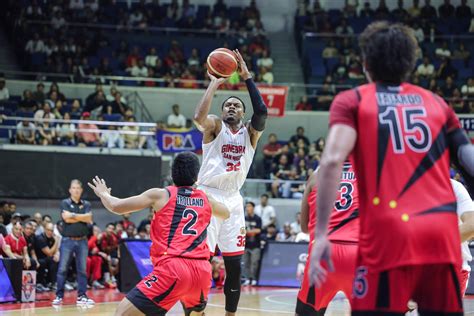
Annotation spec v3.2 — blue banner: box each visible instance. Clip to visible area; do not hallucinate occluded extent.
[156,128,203,153]
[259,241,309,288]
[459,117,474,132]
[125,240,153,278]
[0,260,17,303]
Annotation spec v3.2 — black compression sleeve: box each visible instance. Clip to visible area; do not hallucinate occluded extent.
[246,78,267,131]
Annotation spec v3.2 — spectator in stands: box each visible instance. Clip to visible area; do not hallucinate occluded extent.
[32,83,46,104]
[289,126,310,148]
[408,0,421,17]
[99,223,119,288]
[443,76,456,98]
[461,78,474,98]
[359,1,375,18]
[87,225,105,289]
[16,120,36,145]
[420,0,437,20]
[412,22,425,43]
[3,222,31,269]
[416,56,435,78]
[0,77,9,102]
[35,222,59,291]
[392,0,408,20]
[26,1,43,18]
[34,101,55,121]
[450,88,467,113]
[122,116,140,148]
[257,50,273,71]
[38,120,56,146]
[262,133,282,177]
[126,59,148,77]
[435,41,452,59]
[322,40,339,58]
[0,213,7,237]
[263,223,277,244]
[101,125,125,149]
[243,201,262,286]
[129,9,144,27]
[453,43,471,64]
[271,154,292,198]
[52,100,64,119]
[342,0,358,18]
[48,83,66,102]
[335,19,354,35]
[456,0,471,18]
[276,223,295,242]
[84,90,108,115]
[19,89,38,112]
[295,95,312,111]
[291,212,302,236]
[23,221,40,271]
[77,112,101,147]
[55,112,76,146]
[438,0,455,19]
[179,69,199,89]
[107,92,127,116]
[51,11,66,30]
[145,47,160,68]
[437,58,457,79]
[25,33,45,54]
[258,67,274,85]
[167,104,187,128]
[255,194,276,231]
[70,99,81,116]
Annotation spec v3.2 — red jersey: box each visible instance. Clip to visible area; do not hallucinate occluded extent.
[150,186,212,261]
[308,161,360,243]
[330,82,462,272]
[4,234,27,256]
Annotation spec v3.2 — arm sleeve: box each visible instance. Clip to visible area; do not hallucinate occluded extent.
[256,217,262,229]
[246,78,268,131]
[329,89,360,129]
[60,200,68,213]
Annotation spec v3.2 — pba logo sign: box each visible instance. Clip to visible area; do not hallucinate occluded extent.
[157,129,203,153]
[296,252,308,281]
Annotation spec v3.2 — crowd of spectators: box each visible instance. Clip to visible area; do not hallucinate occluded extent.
[261,126,324,198]
[5,0,274,88]
[0,79,196,149]
[296,0,474,113]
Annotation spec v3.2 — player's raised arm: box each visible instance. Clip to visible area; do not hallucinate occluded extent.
[300,168,319,234]
[88,176,167,214]
[233,49,267,146]
[208,196,230,220]
[193,72,227,134]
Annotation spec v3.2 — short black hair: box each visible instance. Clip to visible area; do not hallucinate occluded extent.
[172,151,200,187]
[106,222,115,228]
[246,201,255,207]
[261,193,269,199]
[42,214,52,221]
[221,96,246,112]
[359,21,418,84]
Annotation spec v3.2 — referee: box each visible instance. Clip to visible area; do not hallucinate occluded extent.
[52,179,95,306]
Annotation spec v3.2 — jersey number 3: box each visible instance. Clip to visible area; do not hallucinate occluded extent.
[335,182,353,211]
[226,161,241,172]
[182,208,198,235]
[379,107,432,154]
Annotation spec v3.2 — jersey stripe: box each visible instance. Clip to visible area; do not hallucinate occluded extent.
[167,187,192,247]
[376,271,390,308]
[414,202,457,217]
[398,125,448,198]
[180,224,209,256]
[152,280,177,304]
[327,209,359,236]
[375,84,392,192]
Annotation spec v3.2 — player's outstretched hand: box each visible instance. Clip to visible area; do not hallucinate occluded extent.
[308,235,334,288]
[207,71,228,86]
[88,176,112,198]
[233,49,251,80]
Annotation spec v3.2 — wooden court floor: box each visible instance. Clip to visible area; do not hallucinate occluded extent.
[0,287,474,315]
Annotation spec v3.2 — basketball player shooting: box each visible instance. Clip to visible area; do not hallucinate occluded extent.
[88,152,230,316]
[193,49,268,315]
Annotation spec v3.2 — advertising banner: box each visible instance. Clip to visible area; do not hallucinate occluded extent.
[0,260,17,303]
[21,270,36,302]
[258,86,289,117]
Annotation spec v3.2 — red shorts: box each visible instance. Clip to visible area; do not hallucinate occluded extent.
[296,242,357,315]
[459,269,470,296]
[126,256,211,315]
[351,264,463,315]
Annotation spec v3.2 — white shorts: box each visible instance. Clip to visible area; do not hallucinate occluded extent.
[198,186,246,257]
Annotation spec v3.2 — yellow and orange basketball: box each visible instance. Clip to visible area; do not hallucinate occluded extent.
[206,48,238,78]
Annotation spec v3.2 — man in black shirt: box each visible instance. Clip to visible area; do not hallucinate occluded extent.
[23,221,40,271]
[243,202,262,286]
[35,222,59,290]
[53,179,94,306]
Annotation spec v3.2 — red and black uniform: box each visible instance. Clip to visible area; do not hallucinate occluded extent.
[127,186,213,315]
[297,161,359,315]
[330,83,463,314]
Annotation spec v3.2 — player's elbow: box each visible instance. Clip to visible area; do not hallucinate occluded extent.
[320,152,346,170]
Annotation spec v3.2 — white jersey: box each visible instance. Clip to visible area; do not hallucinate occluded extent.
[451,179,474,271]
[197,122,255,192]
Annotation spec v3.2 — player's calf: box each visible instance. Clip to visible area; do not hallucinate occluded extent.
[114,298,145,316]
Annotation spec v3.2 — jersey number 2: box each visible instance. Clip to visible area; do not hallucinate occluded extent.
[182,208,198,235]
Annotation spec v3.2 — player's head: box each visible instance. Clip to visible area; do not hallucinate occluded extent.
[359,21,418,84]
[171,151,200,187]
[221,96,246,124]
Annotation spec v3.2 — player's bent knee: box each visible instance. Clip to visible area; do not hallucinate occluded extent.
[114,298,145,316]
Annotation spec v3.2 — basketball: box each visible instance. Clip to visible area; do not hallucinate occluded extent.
[206,48,238,78]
